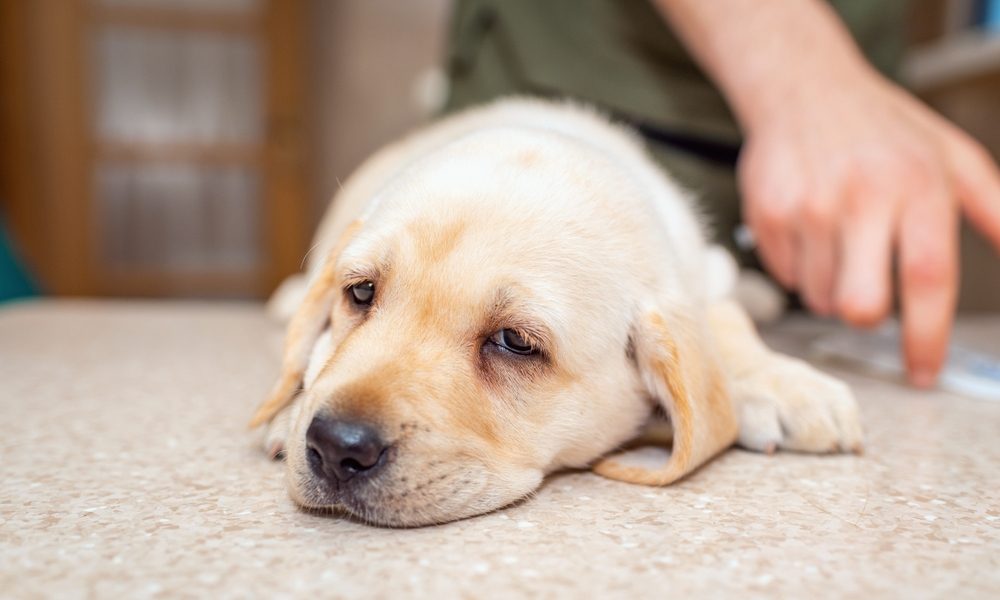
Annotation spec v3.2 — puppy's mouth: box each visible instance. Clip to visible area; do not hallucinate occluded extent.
[293,445,394,509]
[289,453,487,527]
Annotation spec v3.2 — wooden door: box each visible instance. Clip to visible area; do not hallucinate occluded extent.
[0,0,310,298]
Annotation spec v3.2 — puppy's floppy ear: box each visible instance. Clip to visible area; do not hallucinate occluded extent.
[593,306,738,485]
[249,220,363,428]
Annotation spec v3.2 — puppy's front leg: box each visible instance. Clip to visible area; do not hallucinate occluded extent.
[707,300,863,454]
[261,327,334,460]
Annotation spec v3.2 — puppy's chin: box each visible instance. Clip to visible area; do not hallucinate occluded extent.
[285,457,543,527]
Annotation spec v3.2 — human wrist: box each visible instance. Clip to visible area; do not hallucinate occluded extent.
[652,0,878,137]
[726,48,875,136]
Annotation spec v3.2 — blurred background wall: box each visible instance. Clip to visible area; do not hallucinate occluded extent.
[308,0,450,219]
[1,0,313,298]
[0,0,997,302]
[0,0,449,300]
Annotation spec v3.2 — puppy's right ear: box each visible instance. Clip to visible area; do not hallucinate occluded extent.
[249,221,363,428]
[593,305,738,485]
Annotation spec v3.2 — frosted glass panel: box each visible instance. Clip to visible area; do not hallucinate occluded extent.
[94,27,262,145]
[99,0,263,13]
[96,163,261,271]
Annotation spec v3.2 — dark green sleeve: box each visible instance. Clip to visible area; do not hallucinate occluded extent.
[446,0,906,142]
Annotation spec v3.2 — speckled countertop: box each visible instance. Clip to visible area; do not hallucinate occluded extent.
[1,300,998,599]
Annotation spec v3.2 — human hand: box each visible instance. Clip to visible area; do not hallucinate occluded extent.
[651,0,1000,386]
[739,69,1000,387]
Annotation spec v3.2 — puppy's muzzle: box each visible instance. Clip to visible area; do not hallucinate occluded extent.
[306,416,389,483]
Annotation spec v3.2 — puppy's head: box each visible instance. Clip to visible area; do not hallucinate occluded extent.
[251,132,737,526]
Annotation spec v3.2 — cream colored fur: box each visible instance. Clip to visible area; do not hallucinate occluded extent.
[253,98,861,526]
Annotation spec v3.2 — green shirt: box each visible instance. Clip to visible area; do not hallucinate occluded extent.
[445,0,907,146]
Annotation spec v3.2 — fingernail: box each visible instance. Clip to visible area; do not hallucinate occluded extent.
[911,370,937,389]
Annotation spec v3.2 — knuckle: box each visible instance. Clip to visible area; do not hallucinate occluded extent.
[901,161,938,191]
[843,155,877,183]
[799,197,836,233]
[754,197,797,231]
[902,250,952,289]
[857,149,937,195]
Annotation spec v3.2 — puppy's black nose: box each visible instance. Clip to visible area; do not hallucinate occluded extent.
[306,416,387,482]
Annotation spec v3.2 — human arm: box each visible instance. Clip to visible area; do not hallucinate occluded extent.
[652,0,1000,386]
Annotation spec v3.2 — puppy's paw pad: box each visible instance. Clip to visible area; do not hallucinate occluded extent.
[734,356,862,455]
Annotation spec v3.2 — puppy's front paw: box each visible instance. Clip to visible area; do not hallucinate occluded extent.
[262,403,294,460]
[733,355,862,455]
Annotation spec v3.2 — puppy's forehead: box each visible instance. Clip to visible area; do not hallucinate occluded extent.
[349,213,568,305]
[345,206,588,295]
[336,137,652,332]
[344,162,602,276]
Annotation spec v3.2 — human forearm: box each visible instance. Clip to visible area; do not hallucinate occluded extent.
[650,0,876,132]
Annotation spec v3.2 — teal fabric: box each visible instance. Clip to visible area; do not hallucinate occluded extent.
[0,217,38,302]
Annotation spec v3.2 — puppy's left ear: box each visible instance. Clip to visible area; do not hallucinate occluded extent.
[593,306,738,485]
[248,220,363,428]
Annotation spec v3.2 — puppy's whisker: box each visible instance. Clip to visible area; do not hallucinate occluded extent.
[298,241,324,270]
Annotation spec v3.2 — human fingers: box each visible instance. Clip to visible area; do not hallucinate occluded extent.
[835,191,894,327]
[898,178,959,387]
[739,145,803,289]
[797,192,839,316]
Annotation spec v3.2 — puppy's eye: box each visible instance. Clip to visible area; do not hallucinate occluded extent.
[349,281,375,306]
[490,329,536,355]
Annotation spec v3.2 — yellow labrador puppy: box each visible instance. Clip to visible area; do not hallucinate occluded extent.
[252,98,861,527]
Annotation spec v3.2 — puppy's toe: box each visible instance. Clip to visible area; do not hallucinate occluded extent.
[773,387,841,453]
[827,381,864,454]
[737,392,781,453]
